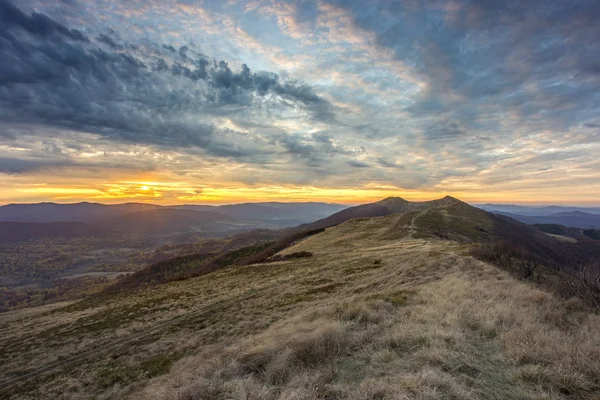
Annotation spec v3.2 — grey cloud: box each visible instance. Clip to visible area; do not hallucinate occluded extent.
[276,133,318,159]
[331,0,600,137]
[0,0,87,42]
[0,157,72,174]
[0,1,335,164]
[347,160,370,168]
[162,44,176,53]
[376,157,404,169]
[424,120,465,142]
[97,33,120,49]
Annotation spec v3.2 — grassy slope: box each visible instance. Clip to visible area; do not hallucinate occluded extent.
[1,216,600,399]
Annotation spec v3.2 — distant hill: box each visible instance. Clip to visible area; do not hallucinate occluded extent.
[95,209,241,234]
[477,203,600,216]
[0,202,161,223]
[488,211,600,229]
[0,201,347,228]
[0,221,114,244]
[476,203,600,229]
[174,202,346,225]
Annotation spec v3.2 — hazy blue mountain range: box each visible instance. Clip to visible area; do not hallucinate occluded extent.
[477,204,600,229]
[0,202,347,240]
[477,204,600,216]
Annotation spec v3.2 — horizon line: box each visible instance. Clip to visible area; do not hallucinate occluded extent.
[2,197,600,208]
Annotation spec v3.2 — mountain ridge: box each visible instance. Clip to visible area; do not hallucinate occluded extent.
[0,201,346,224]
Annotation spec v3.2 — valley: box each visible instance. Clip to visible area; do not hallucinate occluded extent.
[0,202,342,311]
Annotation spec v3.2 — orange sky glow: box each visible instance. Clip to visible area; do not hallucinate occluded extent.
[3,175,600,206]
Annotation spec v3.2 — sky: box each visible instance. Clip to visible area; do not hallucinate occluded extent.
[1,0,600,205]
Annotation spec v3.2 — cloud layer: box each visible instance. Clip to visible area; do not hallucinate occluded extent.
[1,0,600,204]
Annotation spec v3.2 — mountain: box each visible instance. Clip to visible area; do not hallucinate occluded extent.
[0,201,347,228]
[290,196,600,270]
[174,202,346,226]
[477,203,600,216]
[298,195,467,231]
[476,203,600,229]
[0,202,161,223]
[94,209,241,234]
[489,210,600,229]
[0,221,114,244]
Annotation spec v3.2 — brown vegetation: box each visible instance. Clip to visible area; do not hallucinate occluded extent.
[472,242,600,310]
[3,200,600,399]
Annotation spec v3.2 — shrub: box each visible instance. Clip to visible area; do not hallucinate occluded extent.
[567,260,600,309]
[471,242,539,280]
[474,242,600,310]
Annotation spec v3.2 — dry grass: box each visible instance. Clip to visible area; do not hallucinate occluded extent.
[138,263,600,400]
[2,217,600,399]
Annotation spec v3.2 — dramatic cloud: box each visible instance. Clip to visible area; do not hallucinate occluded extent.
[1,0,600,204]
[0,0,333,161]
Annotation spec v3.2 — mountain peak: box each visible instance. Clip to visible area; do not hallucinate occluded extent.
[376,196,408,204]
[441,195,462,202]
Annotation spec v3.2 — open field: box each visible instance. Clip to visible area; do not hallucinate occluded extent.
[1,215,599,399]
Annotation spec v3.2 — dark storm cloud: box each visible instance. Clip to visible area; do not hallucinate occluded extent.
[0,1,334,159]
